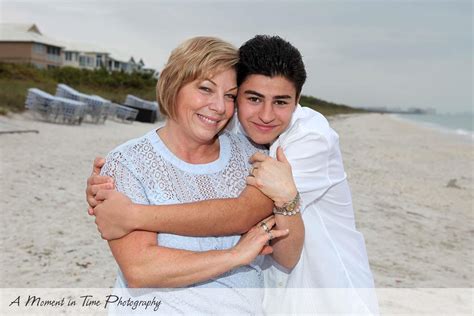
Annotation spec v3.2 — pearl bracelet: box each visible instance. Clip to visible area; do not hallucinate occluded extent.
[273,192,301,216]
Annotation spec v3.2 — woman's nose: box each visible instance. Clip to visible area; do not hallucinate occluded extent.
[209,95,226,114]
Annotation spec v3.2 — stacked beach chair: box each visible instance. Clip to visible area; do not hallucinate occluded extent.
[124,95,159,123]
[108,103,139,124]
[55,84,111,124]
[25,88,86,125]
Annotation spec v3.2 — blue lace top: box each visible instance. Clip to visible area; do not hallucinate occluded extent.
[101,129,266,314]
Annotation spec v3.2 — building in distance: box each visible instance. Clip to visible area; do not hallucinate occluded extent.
[0,23,155,75]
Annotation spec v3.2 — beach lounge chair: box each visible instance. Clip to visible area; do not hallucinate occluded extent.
[124,94,159,123]
[55,84,111,124]
[25,88,86,125]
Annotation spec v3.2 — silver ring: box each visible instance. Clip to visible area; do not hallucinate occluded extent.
[267,230,273,240]
[249,166,255,176]
[260,222,270,233]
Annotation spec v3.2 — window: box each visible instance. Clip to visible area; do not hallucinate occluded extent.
[47,46,60,56]
[79,56,95,67]
[65,52,72,61]
[96,55,102,68]
[32,43,45,54]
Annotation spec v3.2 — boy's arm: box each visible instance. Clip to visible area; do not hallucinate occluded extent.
[98,157,284,288]
[137,185,273,235]
[93,184,274,240]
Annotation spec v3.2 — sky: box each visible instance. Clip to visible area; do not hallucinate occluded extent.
[1,0,472,114]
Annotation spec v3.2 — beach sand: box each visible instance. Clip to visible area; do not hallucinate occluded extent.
[0,112,472,288]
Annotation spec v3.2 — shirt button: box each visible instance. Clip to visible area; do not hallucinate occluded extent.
[278,282,283,287]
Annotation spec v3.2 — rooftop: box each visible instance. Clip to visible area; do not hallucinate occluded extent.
[0,23,64,47]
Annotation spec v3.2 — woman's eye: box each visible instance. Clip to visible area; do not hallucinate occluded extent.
[199,86,212,93]
[225,94,237,101]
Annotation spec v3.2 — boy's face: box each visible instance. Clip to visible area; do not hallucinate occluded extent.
[237,74,298,145]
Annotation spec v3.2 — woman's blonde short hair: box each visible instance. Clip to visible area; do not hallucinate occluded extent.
[156,36,239,119]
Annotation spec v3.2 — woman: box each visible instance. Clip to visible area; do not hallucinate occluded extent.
[100,36,288,314]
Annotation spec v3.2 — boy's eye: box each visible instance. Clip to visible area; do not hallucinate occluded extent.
[275,100,288,106]
[248,97,261,103]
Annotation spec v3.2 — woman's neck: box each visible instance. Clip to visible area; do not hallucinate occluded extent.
[157,121,221,164]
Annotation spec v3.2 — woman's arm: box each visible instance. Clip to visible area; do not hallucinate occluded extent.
[98,155,287,288]
[110,217,286,288]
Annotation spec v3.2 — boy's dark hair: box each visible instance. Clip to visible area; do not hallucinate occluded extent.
[237,35,307,98]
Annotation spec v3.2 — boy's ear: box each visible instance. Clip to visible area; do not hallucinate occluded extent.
[294,95,301,111]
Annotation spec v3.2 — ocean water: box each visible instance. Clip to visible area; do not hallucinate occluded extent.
[396,113,474,140]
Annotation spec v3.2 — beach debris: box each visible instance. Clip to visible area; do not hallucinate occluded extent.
[406,211,426,218]
[76,262,91,269]
[446,179,461,189]
[0,129,39,135]
[41,249,52,256]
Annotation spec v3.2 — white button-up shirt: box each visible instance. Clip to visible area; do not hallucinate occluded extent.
[228,105,378,314]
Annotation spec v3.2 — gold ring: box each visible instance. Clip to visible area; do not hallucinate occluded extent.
[260,222,270,232]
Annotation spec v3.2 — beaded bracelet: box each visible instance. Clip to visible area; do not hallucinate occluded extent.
[273,192,301,216]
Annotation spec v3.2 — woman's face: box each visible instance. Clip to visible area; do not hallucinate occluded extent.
[174,68,237,144]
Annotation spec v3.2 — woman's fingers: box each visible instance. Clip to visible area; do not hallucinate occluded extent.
[252,224,289,242]
[261,215,276,228]
[262,214,275,223]
[259,245,273,255]
[266,228,289,240]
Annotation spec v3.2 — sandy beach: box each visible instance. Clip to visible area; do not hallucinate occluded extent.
[0,112,472,289]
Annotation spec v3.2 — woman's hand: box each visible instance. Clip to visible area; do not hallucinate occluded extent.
[86,157,114,215]
[246,147,298,207]
[231,215,289,266]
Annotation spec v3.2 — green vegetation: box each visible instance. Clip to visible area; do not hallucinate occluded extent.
[0,63,156,114]
[0,62,365,116]
[299,95,366,116]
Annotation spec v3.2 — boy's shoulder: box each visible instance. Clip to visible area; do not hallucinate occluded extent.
[289,105,333,138]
